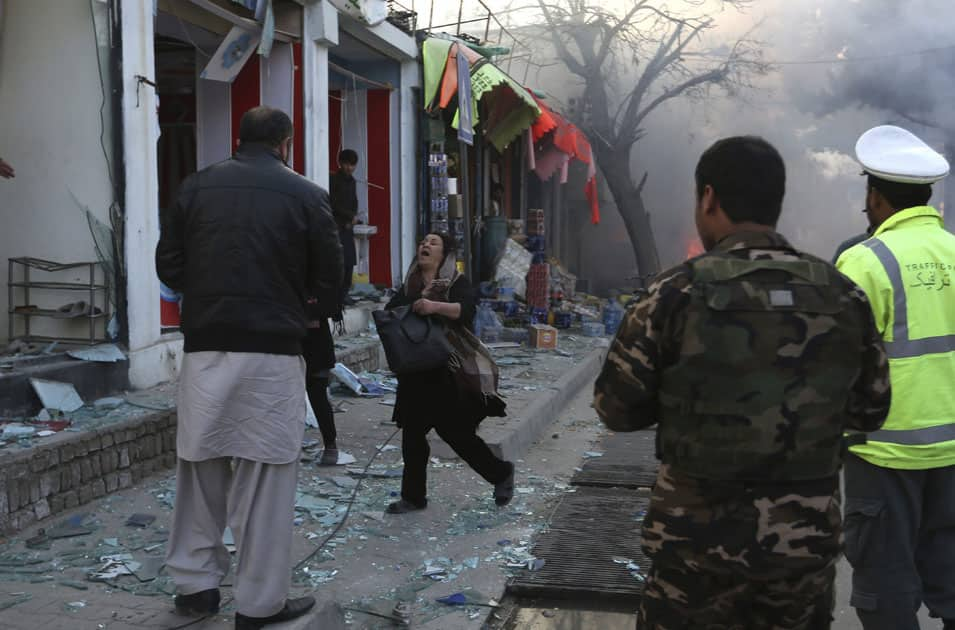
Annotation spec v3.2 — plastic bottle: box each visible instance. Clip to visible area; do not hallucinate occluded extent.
[477,303,503,343]
[603,298,625,336]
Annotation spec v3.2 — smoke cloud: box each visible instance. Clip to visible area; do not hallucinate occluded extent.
[461,0,955,292]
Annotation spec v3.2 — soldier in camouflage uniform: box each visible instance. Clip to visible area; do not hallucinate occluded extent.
[594,136,892,629]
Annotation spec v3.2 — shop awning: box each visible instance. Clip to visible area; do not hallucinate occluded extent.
[530,96,600,225]
[422,37,541,152]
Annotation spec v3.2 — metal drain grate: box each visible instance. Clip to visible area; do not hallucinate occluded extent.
[572,430,659,489]
[572,463,659,489]
[507,487,650,603]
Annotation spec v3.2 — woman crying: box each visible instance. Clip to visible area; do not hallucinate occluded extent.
[384,232,514,514]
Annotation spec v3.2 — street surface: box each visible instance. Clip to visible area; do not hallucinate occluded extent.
[0,382,939,629]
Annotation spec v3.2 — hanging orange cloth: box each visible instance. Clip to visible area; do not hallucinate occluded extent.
[577,136,600,225]
[531,96,558,142]
[528,93,601,224]
[438,45,460,109]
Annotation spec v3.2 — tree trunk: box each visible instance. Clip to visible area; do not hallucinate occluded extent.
[594,145,661,276]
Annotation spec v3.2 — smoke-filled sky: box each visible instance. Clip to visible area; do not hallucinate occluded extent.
[423,0,955,288]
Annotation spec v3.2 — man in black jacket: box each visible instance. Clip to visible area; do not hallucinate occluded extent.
[156,106,342,630]
[330,149,359,305]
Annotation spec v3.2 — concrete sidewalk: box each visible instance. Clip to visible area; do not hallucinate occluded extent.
[0,336,608,630]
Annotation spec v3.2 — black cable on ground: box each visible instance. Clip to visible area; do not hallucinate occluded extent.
[294,427,401,572]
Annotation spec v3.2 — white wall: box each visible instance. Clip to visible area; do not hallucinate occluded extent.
[261,42,295,131]
[398,59,419,285]
[0,0,117,344]
[303,0,338,188]
[122,0,183,388]
[389,88,401,283]
[196,53,232,170]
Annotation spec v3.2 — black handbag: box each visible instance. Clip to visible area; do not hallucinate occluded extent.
[373,306,453,374]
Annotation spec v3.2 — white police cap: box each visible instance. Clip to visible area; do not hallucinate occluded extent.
[855,125,950,184]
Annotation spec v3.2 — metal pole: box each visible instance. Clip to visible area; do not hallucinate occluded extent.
[457,0,464,35]
[459,140,472,280]
[8,259,13,342]
[428,0,434,32]
[24,263,30,340]
[474,134,483,280]
[89,262,96,344]
[519,138,528,224]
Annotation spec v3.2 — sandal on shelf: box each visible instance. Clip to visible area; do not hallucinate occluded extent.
[53,301,87,318]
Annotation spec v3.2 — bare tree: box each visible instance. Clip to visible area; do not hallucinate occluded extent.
[527,0,768,274]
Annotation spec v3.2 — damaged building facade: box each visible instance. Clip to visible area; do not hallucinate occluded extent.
[0,0,419,392]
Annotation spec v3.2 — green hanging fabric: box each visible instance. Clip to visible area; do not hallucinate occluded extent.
[422,38,454,111]
[452,62,541,151]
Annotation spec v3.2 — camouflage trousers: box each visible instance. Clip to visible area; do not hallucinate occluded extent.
[636,464,841,629]
[637,561,835,629]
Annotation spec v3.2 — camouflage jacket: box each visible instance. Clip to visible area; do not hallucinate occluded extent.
[594,230,891,575]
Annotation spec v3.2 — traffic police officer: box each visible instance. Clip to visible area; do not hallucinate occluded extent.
[837,125,955,630]
[595,135,891,628]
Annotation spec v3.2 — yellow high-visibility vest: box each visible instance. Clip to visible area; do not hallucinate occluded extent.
[837,206,955,469]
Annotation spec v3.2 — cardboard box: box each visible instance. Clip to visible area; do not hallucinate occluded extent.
[529,324,558,349]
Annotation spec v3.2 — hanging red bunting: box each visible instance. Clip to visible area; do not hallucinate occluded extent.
[529,95,600,224]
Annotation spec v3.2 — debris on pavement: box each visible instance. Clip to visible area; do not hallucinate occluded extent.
[346,466,402,479]
[436,589,501,608]
[124,390,175,411]
[93,397,125,410]
[66,344,126,363]
[24,532,50,550]
[30,378,84,412]
[131,557,166,582]
[46,515,94,540]
[0,329,609,628]
[331,363,364,396]
[125,513,156,528]
[527,558,546,571]
[88,555,141,581]
[2,424,37,439]
[436,592,468,606]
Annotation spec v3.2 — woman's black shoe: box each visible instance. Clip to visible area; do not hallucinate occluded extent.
[174,588,221,616]
[235,596,316,629]
[386,498,428,514]
[494,462,515,506]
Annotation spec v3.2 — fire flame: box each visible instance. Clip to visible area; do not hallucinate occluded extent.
[685,238,704,260]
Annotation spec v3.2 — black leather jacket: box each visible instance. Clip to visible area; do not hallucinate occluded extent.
[156,143,343,355]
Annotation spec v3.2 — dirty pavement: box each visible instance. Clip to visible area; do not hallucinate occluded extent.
[0,336,610,629]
